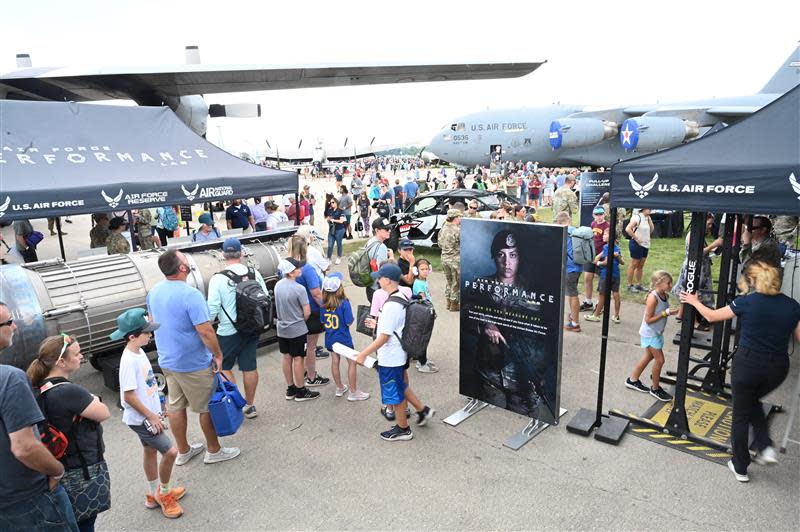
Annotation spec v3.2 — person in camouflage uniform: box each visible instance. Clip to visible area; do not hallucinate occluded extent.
[106,216,131,255]
[771,215,799,250]
[135,208,158,250]
[463,199,482,219]
[552,175,578,223]
[89,213,111,248]
[438,208,462,311]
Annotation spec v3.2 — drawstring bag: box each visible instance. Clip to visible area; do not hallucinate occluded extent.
[208,373,244,437]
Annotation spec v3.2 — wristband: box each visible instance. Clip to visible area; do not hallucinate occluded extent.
[662,310,668,318]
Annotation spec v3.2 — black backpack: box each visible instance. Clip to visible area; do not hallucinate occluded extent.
[216,267,273,336]
[387,294,437,360]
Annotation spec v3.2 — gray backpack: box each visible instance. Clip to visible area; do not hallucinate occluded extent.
[570,226,595,266]
[387,295,436,360]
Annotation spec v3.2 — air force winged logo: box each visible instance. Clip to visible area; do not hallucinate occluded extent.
[101,189,124,208]
[629,173,658,199]
[0,196,10,218]
[182,184,199,201]
[790,173,800,200]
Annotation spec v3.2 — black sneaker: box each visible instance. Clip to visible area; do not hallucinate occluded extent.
[305,374,330,387]
[285,385,297,400]
[381,405,396,421]
[380,424,413,441]
[635,284,647,292]
[416,406,436,426]
[294,387,320,402]
[579,301,594,311]
[315,346,330,359]
[650,387,673,402]
[625,378,649,393]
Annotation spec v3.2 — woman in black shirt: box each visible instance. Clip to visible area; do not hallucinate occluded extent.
[324,198,347,264]
[28,334,111,531]
[681,261,800,483]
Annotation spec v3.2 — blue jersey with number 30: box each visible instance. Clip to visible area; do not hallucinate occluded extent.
[320,299,354,350]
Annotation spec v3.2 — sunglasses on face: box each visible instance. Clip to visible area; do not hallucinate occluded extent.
[57,333,75,365]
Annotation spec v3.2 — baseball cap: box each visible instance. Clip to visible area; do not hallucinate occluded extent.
[371,262,402,282]
[446,208,463,220]
[109,308,159,341]
[222,237,242,253]
[593,206,605,215]
[278,257,304,276]
[372,218,392,231]
[198,212,214,225]
[322,272,344,292]
[398,238,415,250]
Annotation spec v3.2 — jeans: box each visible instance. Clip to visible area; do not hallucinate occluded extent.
[730,348,789,474]
[78,515,96,532]
[327,227,345,258]
[0,485,79,531]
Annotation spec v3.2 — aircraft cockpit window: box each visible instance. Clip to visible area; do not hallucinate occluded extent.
[442,134,452,142]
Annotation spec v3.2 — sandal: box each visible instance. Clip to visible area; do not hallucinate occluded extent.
[695,323,711,332]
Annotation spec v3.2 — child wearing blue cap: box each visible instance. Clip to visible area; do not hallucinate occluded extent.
[320,273,369,401]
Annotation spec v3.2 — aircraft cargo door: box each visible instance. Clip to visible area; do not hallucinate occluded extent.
[490,144,502,172]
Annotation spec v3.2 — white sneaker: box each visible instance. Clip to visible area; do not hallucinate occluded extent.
[727,460,749,482]
[335,385,349,397]
[347,390,370,401]
[204,446,241,464]
[417,362,439,373]
[335,257,341,265]
[175,443,204,466]
[753,446,779,465]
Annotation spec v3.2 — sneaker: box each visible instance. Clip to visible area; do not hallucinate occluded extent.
[146,487,186,509]
[347,390,370,402]
[335,385,349,397]
[175,443,204,466]
[564,323,581,333]
[285,385,297,400]
[306,373,330,387]
[416,406,436,426]
[649,387,673,402]
[584,314,601,322]
[314,346,330,359]
[625,378,649,393]
[611,315,621,324]
[242,404,258,419]
[727,460,750,482]
[335,257,342,265]
[155,490,184,519]
[381,405,396,421]
[753,446,779,465]
[579,301,594,311]
[416,362,439,373]
[380,424,413,441]
[635,284,647,292]
[294,387,320,402]
[203,446,241,464]
[627,285,637,293]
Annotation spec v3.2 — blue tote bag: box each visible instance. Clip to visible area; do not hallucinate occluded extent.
[208,373,245,437]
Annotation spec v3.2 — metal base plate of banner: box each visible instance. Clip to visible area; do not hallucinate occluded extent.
[504,408,567,451]
[443,398,489,426]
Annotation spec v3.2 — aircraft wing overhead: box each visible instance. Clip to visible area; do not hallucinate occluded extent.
[0,62,543,102]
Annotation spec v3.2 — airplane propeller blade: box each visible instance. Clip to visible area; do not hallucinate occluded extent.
[208,103,261,118]
[298,139,303,150]
[265,138,272,150]
[344,137,348,148]
[370,136,376,146]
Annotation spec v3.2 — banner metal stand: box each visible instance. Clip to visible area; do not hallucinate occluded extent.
[505,408,568,450]
[443,397,489,427]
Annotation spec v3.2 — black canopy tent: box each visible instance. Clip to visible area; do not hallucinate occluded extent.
[568,84,800,444]
[0,100,298,222]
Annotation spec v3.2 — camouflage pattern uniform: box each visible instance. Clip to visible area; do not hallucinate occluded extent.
[105,232,131,255]
[552,186,578,220]
[438,209,462,308]
[135,209,156,250]
[89,224,110,249]
[771,215,799,250]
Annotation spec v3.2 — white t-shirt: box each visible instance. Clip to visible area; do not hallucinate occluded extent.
[376,291,408,367]
[631,212,651,249]
[119,348,161,426]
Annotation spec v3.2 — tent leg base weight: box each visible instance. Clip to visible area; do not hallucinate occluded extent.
[566,408,598,436]
[594,414,629,444]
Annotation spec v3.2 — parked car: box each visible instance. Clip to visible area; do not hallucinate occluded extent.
[388,189,519,248]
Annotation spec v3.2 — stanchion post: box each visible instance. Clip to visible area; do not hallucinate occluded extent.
[54,218,66,260]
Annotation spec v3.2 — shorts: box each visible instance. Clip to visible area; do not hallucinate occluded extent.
[218,332,259,372]
[582,262,598,274]
[306,311,324,335]
[598,276,620,293]
[345,214,352,225]
[128,422,173,454]
[641,334,665,349]
[378,365,407,405]
[566,271,581,297]
[278,334,307,357]
[629,239,650,259]
[163,367,214,413]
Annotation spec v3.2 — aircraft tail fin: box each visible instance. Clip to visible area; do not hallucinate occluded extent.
[759,44,800,94]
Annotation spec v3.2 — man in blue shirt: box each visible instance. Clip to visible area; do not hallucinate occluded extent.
[147,250,240,465]
[556,212,583,333]
[403,175,419,209]
[225,199,255,234]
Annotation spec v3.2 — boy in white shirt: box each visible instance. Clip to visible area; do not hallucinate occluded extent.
[112,308,186,519]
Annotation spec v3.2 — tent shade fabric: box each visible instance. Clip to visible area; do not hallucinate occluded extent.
[0,100,297,221]
[611,85,800,216]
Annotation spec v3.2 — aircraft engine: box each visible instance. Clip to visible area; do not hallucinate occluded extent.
[549,118,618,150]
[619,117,699,151]
[166,95,209,136]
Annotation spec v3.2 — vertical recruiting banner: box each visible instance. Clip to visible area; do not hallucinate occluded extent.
[459,219,566,425]
[579,172,611,227]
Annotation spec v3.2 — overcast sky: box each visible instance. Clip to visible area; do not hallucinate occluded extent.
[2,1,798,156]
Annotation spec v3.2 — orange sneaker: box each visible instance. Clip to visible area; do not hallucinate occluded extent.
[145,486,186,509]
[156,491,183,519]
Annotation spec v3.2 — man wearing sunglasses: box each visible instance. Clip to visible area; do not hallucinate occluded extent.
[741,216,782,269]
[0,302,79,530]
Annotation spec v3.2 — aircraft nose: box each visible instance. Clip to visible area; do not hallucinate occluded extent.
[428,130,443,156]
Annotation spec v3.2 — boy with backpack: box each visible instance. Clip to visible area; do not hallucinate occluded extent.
[207,238,270,419]
[349,218,393,303]
[556,211,585,333]
[356,263,435,441]
[114,308,187,519]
